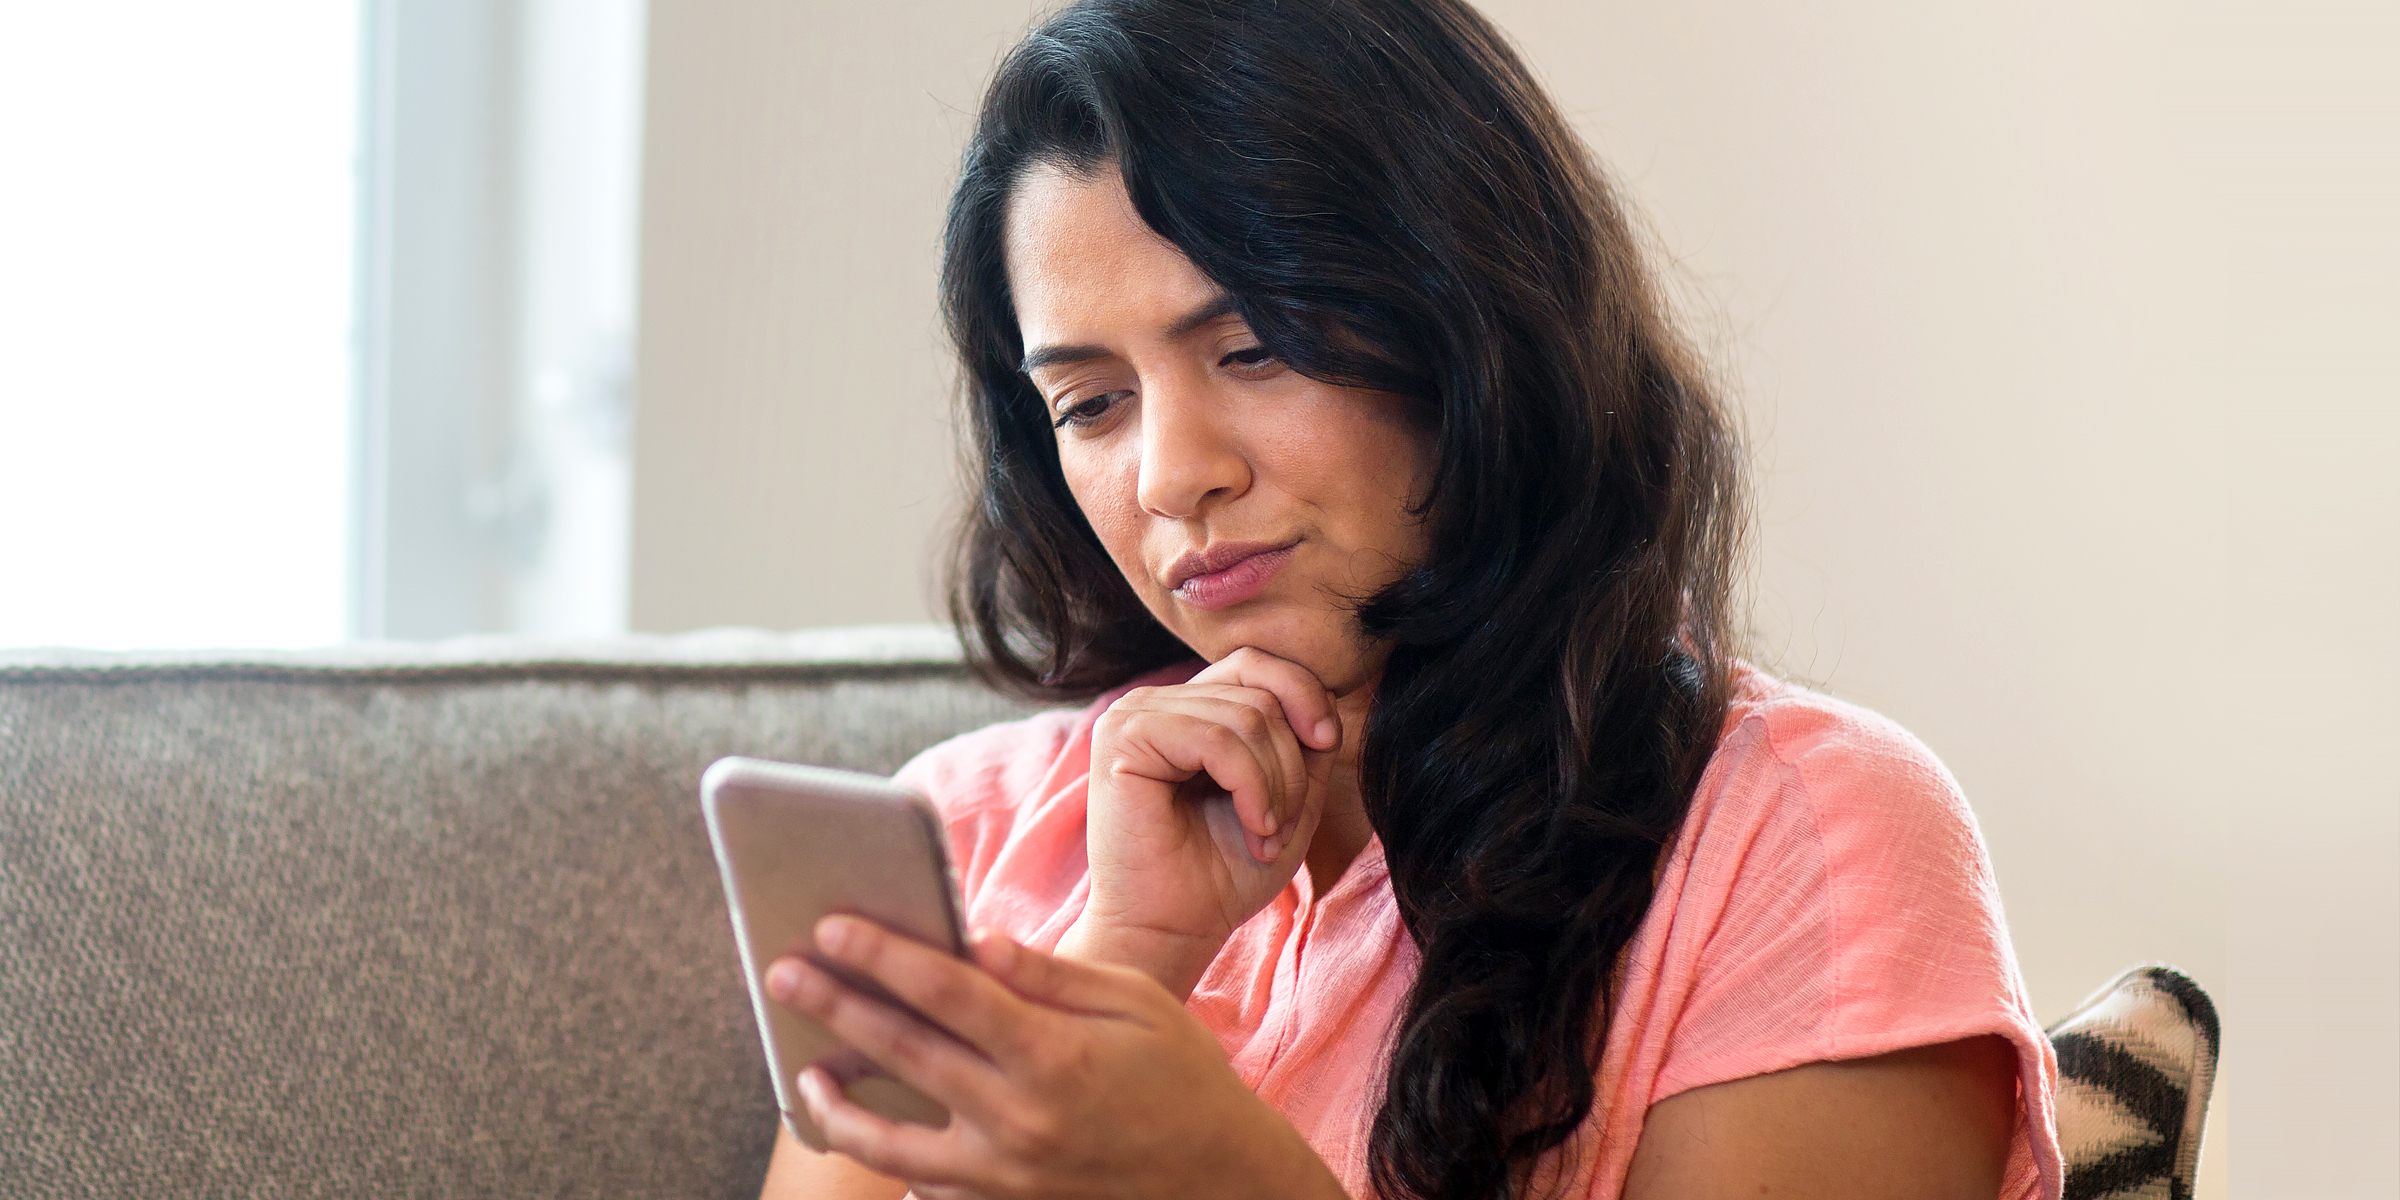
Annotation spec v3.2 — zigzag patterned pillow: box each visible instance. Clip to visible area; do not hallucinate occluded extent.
[2047,965,2221,1200]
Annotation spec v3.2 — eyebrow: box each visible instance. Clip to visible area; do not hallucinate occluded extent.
[1018,293,1243,375]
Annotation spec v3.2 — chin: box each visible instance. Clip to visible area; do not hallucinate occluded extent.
[1185,604,1383,696]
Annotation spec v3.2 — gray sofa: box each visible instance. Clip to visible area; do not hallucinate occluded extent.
[2,627,2218,1199]
[1,627,1037,1199]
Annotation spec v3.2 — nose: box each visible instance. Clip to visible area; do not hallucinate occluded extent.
[1135,372,1251,519]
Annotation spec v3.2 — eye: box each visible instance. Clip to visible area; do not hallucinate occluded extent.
[1052,390,1128,430]
[1220,346,1279,371]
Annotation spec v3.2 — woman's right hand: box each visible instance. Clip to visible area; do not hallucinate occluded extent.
[1062,646,1343,997]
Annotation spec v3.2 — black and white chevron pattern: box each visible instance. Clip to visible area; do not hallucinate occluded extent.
[2047,965,2221,1200]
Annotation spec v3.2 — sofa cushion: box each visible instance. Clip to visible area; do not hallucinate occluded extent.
[0,627,1042,1199]
[2047,964,2221,1200]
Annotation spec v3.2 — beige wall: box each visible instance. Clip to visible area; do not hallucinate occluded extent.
[633,0,1039,629]
[1466,7,2398,1198]
[634,3,2398,1194]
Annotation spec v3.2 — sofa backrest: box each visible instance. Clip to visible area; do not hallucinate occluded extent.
[0,627,1044,1199]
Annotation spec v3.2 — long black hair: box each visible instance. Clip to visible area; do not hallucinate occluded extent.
[940,2,1746,1195]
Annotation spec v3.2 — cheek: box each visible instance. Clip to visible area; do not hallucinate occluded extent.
[1058,442,1148,574]
[1277,394,1433,545]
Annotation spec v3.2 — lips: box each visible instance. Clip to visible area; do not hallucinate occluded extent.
[1167,540,1299,611]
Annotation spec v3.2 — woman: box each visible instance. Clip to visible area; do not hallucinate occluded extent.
[758,1,2060,1197]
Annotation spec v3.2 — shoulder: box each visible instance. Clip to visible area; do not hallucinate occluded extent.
[1646,665,2055,1175]
[1664,664,2060,1195]
[1707,662,1989,884]
[1682,661,2031,1052]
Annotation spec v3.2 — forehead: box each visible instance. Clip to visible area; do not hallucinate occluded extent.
[1003,164,1223,342]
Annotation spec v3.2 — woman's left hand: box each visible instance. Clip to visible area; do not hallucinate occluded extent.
[764,915,1346,1200]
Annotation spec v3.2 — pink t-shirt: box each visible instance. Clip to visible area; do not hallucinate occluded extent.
[894,660,2063,1199]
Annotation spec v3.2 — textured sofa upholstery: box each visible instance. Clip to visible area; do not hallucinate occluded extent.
[1,626,2221,1198]
[0,626,1041,1199]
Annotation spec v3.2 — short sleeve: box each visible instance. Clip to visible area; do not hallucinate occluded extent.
[1776,700,2039,1060]
[1638,687,2062,1197]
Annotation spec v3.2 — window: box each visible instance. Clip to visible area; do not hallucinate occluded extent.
[0,3,360,649]
[0,0,645,650]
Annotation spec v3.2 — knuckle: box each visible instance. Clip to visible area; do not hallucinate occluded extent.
[1005,1021,1047,1066]
[869,1015,931,1071]
[887,1031,935,1075]
[922,968,973,1014]
[1230,705,1270,739]
[1015,1036,1064,1086]
[1006,1107,1066,1157]
[859,1009,913,1059]
[827,994,884,1047]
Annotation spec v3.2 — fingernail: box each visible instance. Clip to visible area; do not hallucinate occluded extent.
[766,959,802,1001]
[1261,810,1281,836]
[1314,718,1339,748]
[816,917,852,956]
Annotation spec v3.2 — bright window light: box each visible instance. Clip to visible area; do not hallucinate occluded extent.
[0,3,359,650]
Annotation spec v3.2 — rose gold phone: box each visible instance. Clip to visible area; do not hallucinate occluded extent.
[700,756,969,1149]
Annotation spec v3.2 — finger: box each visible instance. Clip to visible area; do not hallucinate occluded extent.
[1249,724,1336,865]
[795,1065,972,1186]
[1110,686,1305,840]
[1275,746,1335,863]
[972,927,1163,1019]
[766,954,1011,1121]
[1137,690,1303,847]
[808,915,1033,1065]
[1194,646,1341,751]
[1163,685,1316,838]
[1110,702,1287,844]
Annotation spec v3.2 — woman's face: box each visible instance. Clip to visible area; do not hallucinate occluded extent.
[1005,164,1433,696]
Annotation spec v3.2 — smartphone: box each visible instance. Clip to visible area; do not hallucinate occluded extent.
[700,755,970,1150]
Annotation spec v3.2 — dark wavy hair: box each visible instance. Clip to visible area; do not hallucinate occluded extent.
[940,1,1746,1195]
